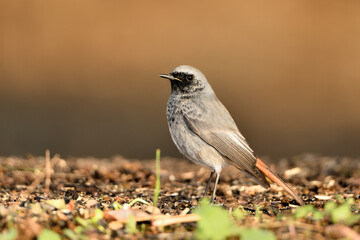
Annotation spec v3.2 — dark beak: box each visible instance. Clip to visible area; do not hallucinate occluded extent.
[159,74,182,82]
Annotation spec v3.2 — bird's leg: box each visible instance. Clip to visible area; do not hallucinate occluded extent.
[210,173,220,203]
[203,170,214,198]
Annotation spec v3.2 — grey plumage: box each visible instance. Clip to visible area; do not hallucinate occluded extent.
[160,65,304,204]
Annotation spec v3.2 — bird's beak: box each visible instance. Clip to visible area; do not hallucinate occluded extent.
[159,74,182,82]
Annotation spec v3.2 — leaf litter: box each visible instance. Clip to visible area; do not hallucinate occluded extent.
[0,152,359,239]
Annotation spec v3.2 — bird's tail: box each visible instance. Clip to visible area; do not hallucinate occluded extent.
[256,158,304,206]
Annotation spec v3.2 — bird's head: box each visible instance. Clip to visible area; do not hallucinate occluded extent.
[159,65,213,95]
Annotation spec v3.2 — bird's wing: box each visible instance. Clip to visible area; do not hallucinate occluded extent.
[181,96,269,187]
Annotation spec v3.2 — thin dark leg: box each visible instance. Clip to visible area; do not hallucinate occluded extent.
[203,171,214,198]
[211,173,220,203]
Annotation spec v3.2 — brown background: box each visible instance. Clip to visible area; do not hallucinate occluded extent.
[1,1,360,159]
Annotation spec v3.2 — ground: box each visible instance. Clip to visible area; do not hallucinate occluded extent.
[0,153,359,239]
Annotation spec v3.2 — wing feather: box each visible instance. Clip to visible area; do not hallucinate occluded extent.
[181,95,269,187]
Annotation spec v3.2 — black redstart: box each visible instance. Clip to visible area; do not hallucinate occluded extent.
[160,65,304,205]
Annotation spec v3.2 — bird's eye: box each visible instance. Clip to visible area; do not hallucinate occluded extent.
[186,75,193,81]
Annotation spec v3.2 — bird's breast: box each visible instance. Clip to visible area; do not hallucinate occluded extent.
[166,96,226,171]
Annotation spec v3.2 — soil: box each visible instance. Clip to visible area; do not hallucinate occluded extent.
[0,153,359,239]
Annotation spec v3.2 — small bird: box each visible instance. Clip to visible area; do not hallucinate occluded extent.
[160,65,304,205]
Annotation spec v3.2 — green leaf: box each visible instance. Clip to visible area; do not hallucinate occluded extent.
[63,229,78,240]
[255,205,263,221]
[346,214,360,225]
[194,199,238,240]
[74,226,85,235]
[331,204,351,224]
[113,202,122,210]
[238,228,276,240]
[90,209,103,224]
[293,205,314,219]
[75,217,89,227]
[126,215,138,234]
[37,229,61,240]
[334,194,345,203]
[312,210,324,221]
[276,213,285,221]
[0,228,18,240]
[324,201,337,214]
[330,198,353,224]
[324,198,359,225]
[233,207,246,221]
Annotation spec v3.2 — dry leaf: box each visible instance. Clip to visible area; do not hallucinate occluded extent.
[103,209,151,223]
[86,199,98,208]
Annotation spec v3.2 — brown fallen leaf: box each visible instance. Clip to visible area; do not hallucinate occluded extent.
[180,172,194,180]
[152,214,200,227]
[325,224,360,240]
[86,199,98,208]
[108,221,124,230]
[57,210,68,221]
[103,209,151,223]
[66,200,76,211]
[19,218,43,239]
[219,184,233,199]
[143,205,161,215]
[103,208,200,226]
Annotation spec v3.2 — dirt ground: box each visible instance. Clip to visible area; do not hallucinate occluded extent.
[0,153,359,239]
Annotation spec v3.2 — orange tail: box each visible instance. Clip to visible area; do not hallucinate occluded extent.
[256,158,304,206]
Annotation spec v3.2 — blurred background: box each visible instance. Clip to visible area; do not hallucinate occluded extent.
[0,1,360,160]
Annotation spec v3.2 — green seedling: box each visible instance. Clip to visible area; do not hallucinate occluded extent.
[293,204,324,221]
[233,206,246,222]
[293,204,315,219]
[113,202,122,210]
[63,228,89,240]
[126,215,138,234]
[325,198,360,225]
[0,228,18,240]
[334,194,345,203]
[76,209,105,232]
[194,199,238,240]
[37,229,61,240]
[75,217,89,228]
[0,217,17,240]
[128,198,150,207]
[90,209,104,224]
[237,227,276,240]
[255,205,263,221]
[194,199,276,240]
[293,198,360,225]
[312,210,325,221]
[153,148,161,207]
[74,209,105,236]
[63,229,77,240]
[140,223,146,234]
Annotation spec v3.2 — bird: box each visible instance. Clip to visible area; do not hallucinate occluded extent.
[159,65,304,205]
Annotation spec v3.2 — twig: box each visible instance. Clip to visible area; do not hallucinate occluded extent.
[152,214,200,227]
[44,150,51,193]
[27,150,61,193]
[288,222,297,240]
